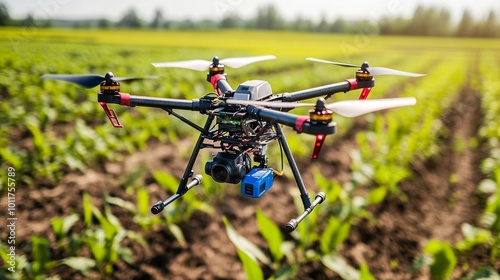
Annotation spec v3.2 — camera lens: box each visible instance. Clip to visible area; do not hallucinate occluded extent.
[211,164,230,182]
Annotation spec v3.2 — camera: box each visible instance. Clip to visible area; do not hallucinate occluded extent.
[205,152,251,184]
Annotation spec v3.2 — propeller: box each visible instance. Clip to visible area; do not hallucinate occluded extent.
[306,57,425,77]
[231,97,415,159]
[152,55,276,71]
[41,72,157,88]
[227,97,416,117]
[325,97,416,117]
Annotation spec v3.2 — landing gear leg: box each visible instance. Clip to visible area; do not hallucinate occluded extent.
[274,124,326,232]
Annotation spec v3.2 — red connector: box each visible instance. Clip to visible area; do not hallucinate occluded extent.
[358,87,372,99]
[99,102,123,128]
[311,134,326,159]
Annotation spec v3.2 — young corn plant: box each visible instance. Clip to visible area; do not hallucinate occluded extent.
[81,191,145,278]
[22,236,63,280]
[223,215,293,280]
[414,170,499,279]
[153,170,214,221]
[313,171,377,279]
[412,240,457,280]
[104,187,189,246]
[152,170,214,246]
[224,197,376,280]
[353,55,468,201]
[476,167,500,265]
[51,213,80,246]
[0,235,96,280]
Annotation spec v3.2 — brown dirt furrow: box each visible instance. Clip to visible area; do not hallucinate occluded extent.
[341,53,488,279]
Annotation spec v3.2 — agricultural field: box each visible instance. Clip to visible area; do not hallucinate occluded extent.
[0,28,500,279]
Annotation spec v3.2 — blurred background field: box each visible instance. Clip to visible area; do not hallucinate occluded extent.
[1,1,500,279]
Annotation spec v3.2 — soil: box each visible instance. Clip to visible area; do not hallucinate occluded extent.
[2,57,498,279]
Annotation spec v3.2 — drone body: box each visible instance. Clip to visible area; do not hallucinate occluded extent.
[42,55,423,231]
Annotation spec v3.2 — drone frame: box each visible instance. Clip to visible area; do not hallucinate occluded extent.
[97,71,374,232]
[43,56,421,232]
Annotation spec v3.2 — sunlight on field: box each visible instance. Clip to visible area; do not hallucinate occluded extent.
[1,27,500,280]
[3,28,500,59]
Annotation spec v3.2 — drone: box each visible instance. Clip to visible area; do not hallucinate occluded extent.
[42,55,424,232]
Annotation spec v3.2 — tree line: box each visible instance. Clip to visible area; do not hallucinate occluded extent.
[0,3,498,38]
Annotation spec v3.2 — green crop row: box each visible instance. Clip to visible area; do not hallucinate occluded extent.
[476,52,500,178]
[2,29,500,279]
[223,51,500,279]
[0,170,214,279]
[458,51,500,272]
[409,51,500,280]
[0,191,142,279]
[355,53,468,196]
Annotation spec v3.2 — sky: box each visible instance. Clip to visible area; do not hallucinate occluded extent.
[3,0,499,23]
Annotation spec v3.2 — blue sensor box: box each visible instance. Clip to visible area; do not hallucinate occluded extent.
[241,168,274,198]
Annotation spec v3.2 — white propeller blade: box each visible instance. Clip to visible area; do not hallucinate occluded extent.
[367,67,425,77]
[306,57,425,77]
[152,55,276,71]
[306,57,357,67]
[152,59,212,71]
[220,55,276,68]
[326,97,417,117]
[227,97,416,118]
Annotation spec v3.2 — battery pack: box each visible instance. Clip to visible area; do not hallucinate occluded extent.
[241,168,274,198]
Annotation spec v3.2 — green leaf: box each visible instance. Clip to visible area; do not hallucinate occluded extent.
[31,236,53,276]
[117,246,134,265]
[61,257,96,275]
[82,192,93,228]
[320,217,351,254]
[424,240,457,280]
[51,218,64,241]
[0,147,22,169]
[85,229,106,263]
[223,217,266,280]
[459,223,492,250]
[137,188,150,216]
[124,230,146,247]
[51,213,79,241]
[223,216,271,266]
[105,195,136,213]
[153,171,178,193]
[367,186,387,205]
[313,171,341,204]
[360,262,375,280]
[0,242,13,269]
[411,254,433,273]
[256,209,284,262]
[478,179,498,194]
[321,217,340,254]
[464,266,500,280]
[167,223,187,247]
[27,118,51,158]
[321,252,360,280]
[64,153,85,171]
[99,212,120,241]
[69,234,82,256]
[272,265,295,280]
[236,247,264,280]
